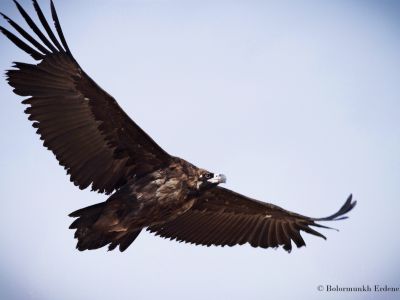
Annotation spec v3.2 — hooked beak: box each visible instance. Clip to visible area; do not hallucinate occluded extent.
[207,173,227,184]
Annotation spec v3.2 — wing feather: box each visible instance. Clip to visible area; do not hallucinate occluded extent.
[50,0,71,54]
[258,219,272,248]
[0,26,44,60]
[1,0,171,194]
[32,0,64,52]
[148,187,356,252]
[12,0,57,52]
[1,13,50,54]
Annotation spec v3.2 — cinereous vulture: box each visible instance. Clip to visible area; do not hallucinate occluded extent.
[0,0,356,252]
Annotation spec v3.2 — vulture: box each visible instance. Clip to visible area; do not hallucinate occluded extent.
[0,0,356,252]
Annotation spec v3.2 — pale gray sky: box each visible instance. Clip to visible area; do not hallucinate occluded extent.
[0,0,399,299]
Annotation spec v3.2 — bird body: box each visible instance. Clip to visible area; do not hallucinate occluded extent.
[1,0,356,253]
[70,157,224,251]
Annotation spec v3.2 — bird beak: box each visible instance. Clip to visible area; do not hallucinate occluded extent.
[207,173,227,184]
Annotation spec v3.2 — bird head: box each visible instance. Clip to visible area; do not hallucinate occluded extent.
[196,170,227,191]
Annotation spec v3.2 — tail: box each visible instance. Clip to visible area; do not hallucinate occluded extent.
[69,201,141,252]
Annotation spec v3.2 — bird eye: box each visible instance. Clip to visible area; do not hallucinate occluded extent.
[205,173,213,179]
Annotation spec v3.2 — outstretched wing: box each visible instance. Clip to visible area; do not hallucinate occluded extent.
[0,0,171,194]
[148,187,356,252]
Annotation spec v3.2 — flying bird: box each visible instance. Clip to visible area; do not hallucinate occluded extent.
[1,0,356,252]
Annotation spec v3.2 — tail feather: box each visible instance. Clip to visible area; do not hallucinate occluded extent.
[69,201,141,252]
[108,230,141,252]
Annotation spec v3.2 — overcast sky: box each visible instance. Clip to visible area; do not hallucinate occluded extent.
[0,0,399,299]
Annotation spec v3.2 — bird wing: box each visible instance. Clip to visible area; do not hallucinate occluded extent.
[148,187,356,252]
[0,0,172,194]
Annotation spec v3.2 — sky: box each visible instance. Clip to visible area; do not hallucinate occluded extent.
[0,0,399,299]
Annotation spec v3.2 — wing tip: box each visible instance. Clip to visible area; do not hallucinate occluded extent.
[6,0,73,58]
[0,25,45,60]
[0,12,10,21]
[12,0,23,11]
[314,193,357,222]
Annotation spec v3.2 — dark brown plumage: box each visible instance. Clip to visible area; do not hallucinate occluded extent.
[1,0,356,253]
